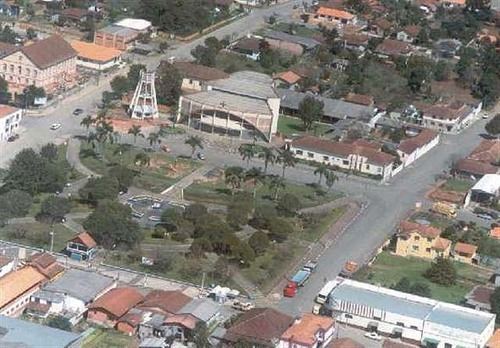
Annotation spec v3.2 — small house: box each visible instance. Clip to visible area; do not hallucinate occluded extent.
[465,285,494,311]
[279,314,336,348]
[453,242,478,265]
[66,231,97,261]
[231,37,261,60]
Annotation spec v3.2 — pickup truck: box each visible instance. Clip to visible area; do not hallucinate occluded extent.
[283,260,317,297]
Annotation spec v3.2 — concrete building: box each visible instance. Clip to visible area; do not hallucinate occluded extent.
[326,277,496,348]
[419,101,481,134]
[65,231,97,261]
[71,40,122,71]
[94,25,139,50]
[172,61,229,92]
[279,313,336,348]
[397,129,440,168]
[0,104,21,142]
[177,71,280,142]
[290,136,395,181]
[395,220,451,260]
[0,35,78,94]
[465,174,500,207]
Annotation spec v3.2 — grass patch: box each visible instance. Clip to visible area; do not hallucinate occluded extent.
[79,142,200,193]
[300,206,347,242]
[241,239,305,293]
[82,328,135,348]
[278,115,331,137]
[410,211,452,229]
[269,22,320,38]
[360,61,411,106]
[216,51,264,73]
[442,179,473,193]
[0,222,76,253]
[353,252,492,304]
[184,179,341,208]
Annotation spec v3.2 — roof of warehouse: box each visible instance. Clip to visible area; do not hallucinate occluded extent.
[210,71,277,99]
[183,90,272,115]
[426,303,493,334]
[263,30,320,49]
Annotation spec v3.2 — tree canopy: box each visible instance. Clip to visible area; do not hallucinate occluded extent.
[79,176,120,205]
[156,62,182,105]
[424,257,457,286]
[485,114,500,136]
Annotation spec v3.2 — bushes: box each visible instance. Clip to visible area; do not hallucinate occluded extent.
[424,257,457,286]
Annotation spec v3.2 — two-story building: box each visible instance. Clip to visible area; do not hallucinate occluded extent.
[419,101,479,134]
[310,6,356,27]
[279,314,336,348]
[65,231,97,261]
[290,136,396,181]
[0,35,78,95]
[397,129,440,168]
[395,220,451,260]
[0,105,21,142]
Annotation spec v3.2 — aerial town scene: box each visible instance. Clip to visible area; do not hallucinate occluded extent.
[0,0,499,347]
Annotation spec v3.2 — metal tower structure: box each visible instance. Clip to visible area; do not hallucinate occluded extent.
[128,70,159,119]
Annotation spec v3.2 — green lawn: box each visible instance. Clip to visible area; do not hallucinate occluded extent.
[410,211,452,229]
[215,51,264,73]
[269,22,321,38]
[82,329,135,348]
[184,179,342,208]
[0,222,76,253]
[442,179,473,193]
[353,252,492,304]
[300,206,347,242]
[79,142,200,193]
[278,115,332,137]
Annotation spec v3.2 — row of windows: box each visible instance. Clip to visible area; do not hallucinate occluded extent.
[2,63,38,77]
[296,149,382,172]
[413,236,433,242]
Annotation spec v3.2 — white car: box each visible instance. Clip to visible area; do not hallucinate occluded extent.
[50,123,62,130]
[364,332,382,341]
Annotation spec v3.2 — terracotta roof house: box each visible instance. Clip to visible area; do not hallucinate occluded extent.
[453,242,478,264]
[369,18,394,36]
[87,287,144,328]
[223,308,294,346]
[60,7,89,23]
[66,231,97,261]
[454,140,500,178]
[279,314,336,348]
[0,35,78,94]
[172,61,229,92]
[465,285,494,311]
[328,338,365,348]
[468,140,500,164]
[395,221,451,260]
[375,39,412,57]
[491,227,500,240]
[28,252,65,280]
[137,290,192,316]
[231,37,261,60]
[290,135,396,181]
[71,40,122,71]
[273,70,302,87]
[397,129,440,167]
[312,6,356,27]
[454,158,498,178]
[419,101,477,134]
[339,33,370,51]
[0,266,46,317]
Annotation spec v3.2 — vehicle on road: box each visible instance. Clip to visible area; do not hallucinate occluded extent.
[197,152,205,160]
[50,123,62,130]
[339,260,358,278]
[316,280,337,304]
[283,261,317,297]
[73,108,84,116]
[7,134,19,142]
[482,114,489,119]
[431,202,457,218]
[364,332,382,341]
[312,303,321,315]
[477,213,493,220]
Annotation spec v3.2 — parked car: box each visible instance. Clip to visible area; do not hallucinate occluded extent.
[73,108,84,116]
[364,332,382,341]
[50,123,62,130]
[7,134,19,142]
[197,152,206,160]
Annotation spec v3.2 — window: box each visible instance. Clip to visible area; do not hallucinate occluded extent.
[396,322,404,327]
[412,245,419,251]
[296,150,303,155]
[373,315,381,320]
[444,343,452,348]
[365,164,370,170]
[323,156,329,161]
[426,248,431,253]
[342,160,349,165]
[345,314,353,319]
[410,325,418,330]
[307,152,314,158]
[414,236,420,241]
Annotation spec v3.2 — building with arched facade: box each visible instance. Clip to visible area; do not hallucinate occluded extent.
[176,71,280,142]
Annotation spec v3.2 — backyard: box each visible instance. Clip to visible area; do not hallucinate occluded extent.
[442,179,474,193]
[354,252,492,304]
[79,142,200,193]
[82,328,136,348]
[277,115,332,137]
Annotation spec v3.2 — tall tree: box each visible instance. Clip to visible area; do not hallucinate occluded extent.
[325,170,339,191]
[268,174,286,200]
[185,135,203,157]
[245,167,264,198]
[156,62,182,105]
[314,163,328,184]
[128,125,144,143]
[39,196,71,224]
[485,114,500,136]
[424,257,457,286]
[40,143,59,162]
[0,76,10,104]
[298,95,324,131]
[80,115,94,135]
[127,64,147,90]
[258,147,276,174]
[110,75,130,97]
[277,149,297,178]
[134,152,151,173]
[147,132,161,149]
[4,148,47,194]
[238,144,256,168]
[225,166,244,195]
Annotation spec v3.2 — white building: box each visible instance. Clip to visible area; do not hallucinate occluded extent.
[290,136,396,181]
[420,101,481,134]
[0,105,21,142]
[397,129,440,167]
[326,277,495,348]
[70,41,122,71]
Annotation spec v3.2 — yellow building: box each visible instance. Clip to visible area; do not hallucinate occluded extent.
[395,221,451,260]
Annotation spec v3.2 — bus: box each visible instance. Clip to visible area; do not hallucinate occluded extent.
[316,280,337,304]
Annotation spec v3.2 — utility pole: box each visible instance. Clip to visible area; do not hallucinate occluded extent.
[49,231,54,253]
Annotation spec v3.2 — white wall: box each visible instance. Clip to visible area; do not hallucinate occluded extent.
[0,259,14,277]
[423,319,494,348]
[76,57,120,71]
[0,109,22,142]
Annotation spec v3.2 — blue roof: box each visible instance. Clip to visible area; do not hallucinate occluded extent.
[330,282,435,319]
[426,304,494,334]
[0,315,80,348]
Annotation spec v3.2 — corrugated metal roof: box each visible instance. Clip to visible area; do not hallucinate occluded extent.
[426,303,492,334]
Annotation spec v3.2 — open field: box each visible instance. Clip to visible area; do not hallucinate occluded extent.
[353,252,492,304]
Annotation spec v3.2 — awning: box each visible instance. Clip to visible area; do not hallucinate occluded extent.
[423,338,440,346]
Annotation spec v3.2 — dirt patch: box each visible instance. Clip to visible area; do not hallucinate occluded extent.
[109,117,171,134]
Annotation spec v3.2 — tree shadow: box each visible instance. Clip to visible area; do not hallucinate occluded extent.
[79,148,97,158]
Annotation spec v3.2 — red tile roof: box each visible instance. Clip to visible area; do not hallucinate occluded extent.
[0,105,19,119]
[137,290,192,315]
[491,227,500,240]
[21,35,77,69]
[316,6,355,20]
[467,285,493,305]
[275,70,302,85]
[281,314,335,346]
[89,287,144,318]
[376,39,412,56]
[402,25,422,37]
[0,266,46,309]
[468,140,500,164]
[70,232,97,248]
[455,158,498,176]
[292,136,395,166]
[29,252,64,280]
[454,242,478,256]
[398,129,438,155]
[224,308,294,346]
[487,329,500,348]
[164,313,198,330]
[341,33,370,46]
[433,237,451,251]
[61,7,88,19]
[399,220,441,239]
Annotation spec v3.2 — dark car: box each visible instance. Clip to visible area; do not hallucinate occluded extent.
[73,108,84,116]
[7,134,19,142]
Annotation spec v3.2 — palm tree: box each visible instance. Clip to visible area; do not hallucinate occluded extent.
[86,131,97,149]
[147,132,161,150]
[245,167,264,198]
[134,152,151,173]
[314,163,328,184]
[258,147,275,174]
[239,144,256,168]
[95,121,114,156]
[80,115,94,135]
[224,166,244,195]
[325,170,339,192]
[128,125,144,144]
[268,175,286,201]
[277,149,297,178]
[185,135,203,157]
